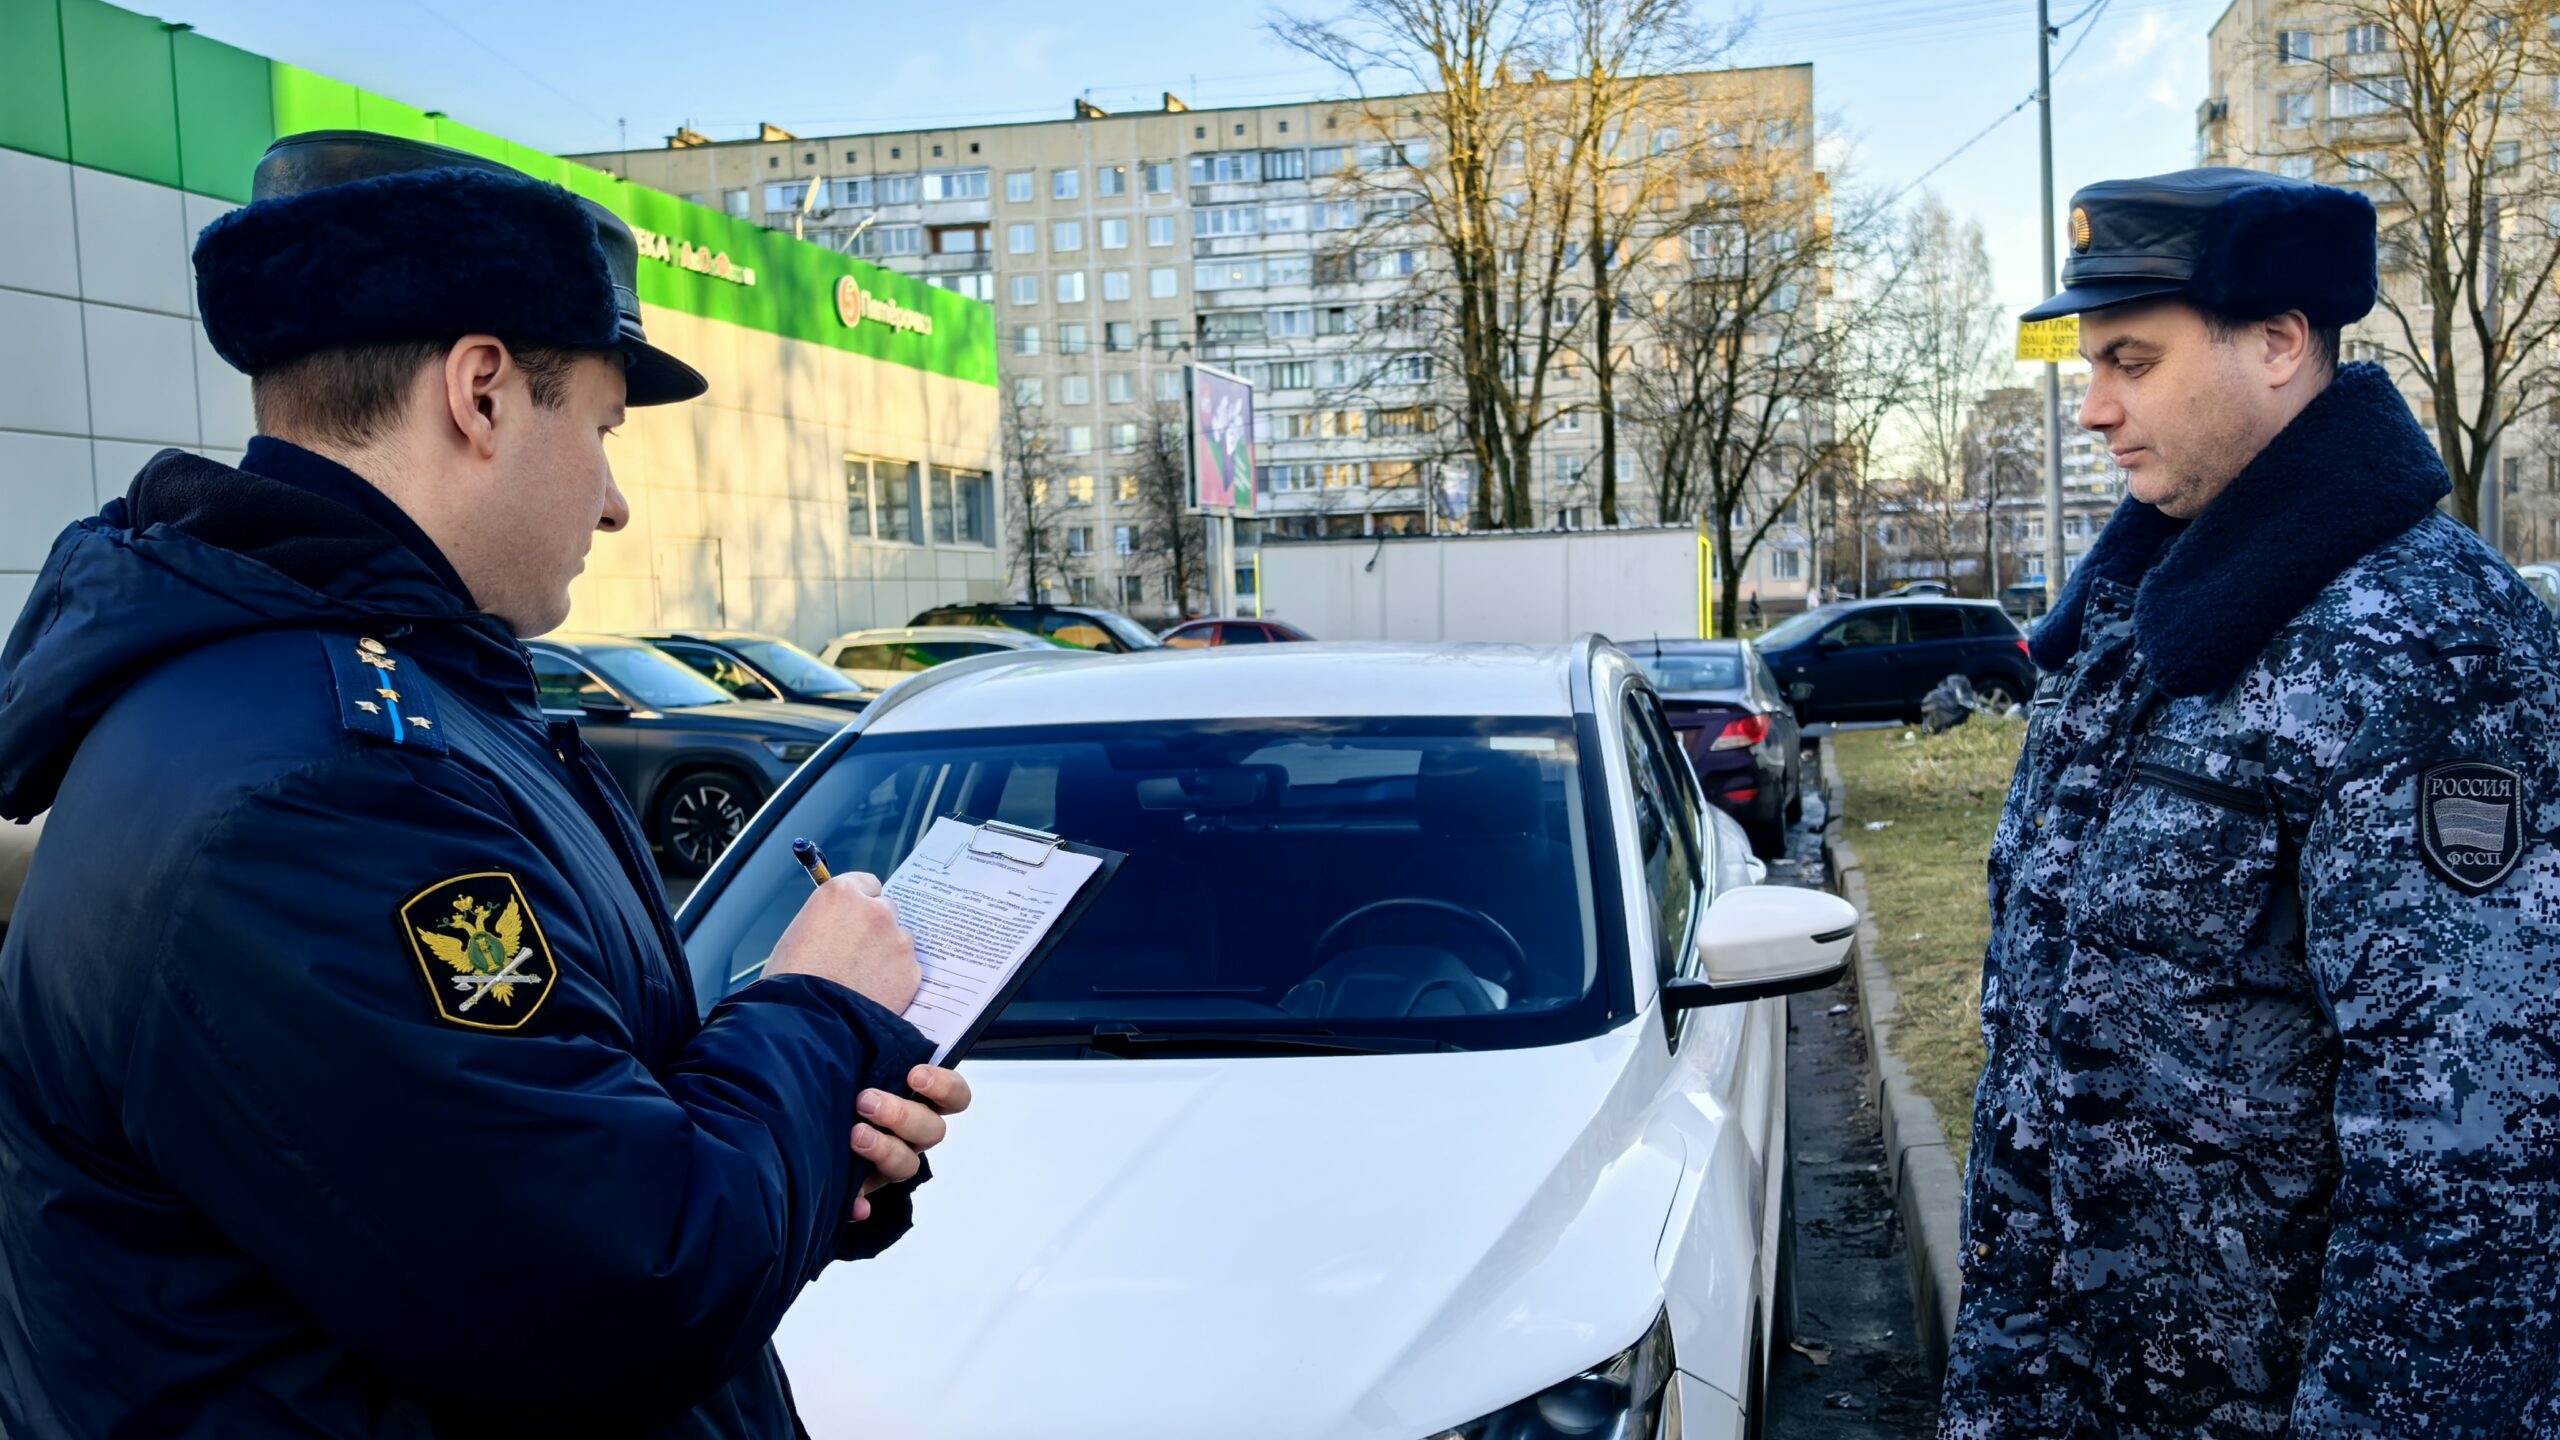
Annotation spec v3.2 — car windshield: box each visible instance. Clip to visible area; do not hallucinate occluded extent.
[1755,610,1831,649]
[582,643,737,709]
[729,638,860,695]
[683,718,1610,1053]
[1633,650,1744,692]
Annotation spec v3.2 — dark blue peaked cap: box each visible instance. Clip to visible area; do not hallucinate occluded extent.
[2022,166,2378,326]
[194,130,707,405]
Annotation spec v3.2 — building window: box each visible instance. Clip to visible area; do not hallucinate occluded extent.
[1067,526,1093,556]
[1099,164,1128,197]
[2344,22,2387,54]
[1016,325,1041,356]
[723,189,750,217]
[1195,205,1261,238]
[1111,421,1141,452]
[877,175,920,204]
[1144,161,1174,194]
[1106,320,1136,351]
[938,467,995,546]
[845,457,875,538]
[1319,409,1364,438]
[1053,221,1085,252]
[2495,139,2523,172]
[2277,29,2315,63]
[1269,309,1314,337]
[1060,374,1092,406]
[1189,152,1262,184]
[1008,222,1037,254]
[875,459,921,543]
[1555,454,1587,485]
[1148,215,1178,246]
[1057,272,1089,303]
[924,170,989,200]
[1107,372,1137,403]
[1061,323,1090,354]
[1150,318,1182,350]
[1100,218,1130,250]
[1065,425,1095,454]
[2331,77,2406,117]
[1014,377,1044,406]
[1323,462,1365,489]
[1098,270,1130,302]
[1320,306,1359,336]
[1053,168,1081,200]
[1137,267,1175,302]
[2276,92,2313,128]
[1155,370,1181,401]
[1119,573,1147,606]
[1263,148,1307,180]
[932,225,986,254]
[1011,274,1041,306]
[1117,474,1142,503]
[1114,524,1139,555]
[1371,460,1421,489]
[1555,410,1583,433]
[1066,476,1097,505]
[1007,170,1034,202]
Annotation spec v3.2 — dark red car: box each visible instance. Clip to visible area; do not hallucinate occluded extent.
[1628,637,1803,859]
[1160,617,1314,648]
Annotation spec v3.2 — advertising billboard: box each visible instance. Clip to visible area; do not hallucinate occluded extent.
[1187,364,1257,517]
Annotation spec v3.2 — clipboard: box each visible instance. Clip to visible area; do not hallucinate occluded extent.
[908,814,1127,1068]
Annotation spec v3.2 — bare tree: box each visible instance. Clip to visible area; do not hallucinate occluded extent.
[1888,195,2001,595]
[1276,0,1590,529]
[1131,400,1213,617]
[1960,386,2046,594]
[1001,388,1070,603]
[1619,134,1909,633]
[2273,0,2560,528]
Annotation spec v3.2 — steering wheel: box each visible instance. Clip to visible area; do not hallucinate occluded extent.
[1310,898,1528,991]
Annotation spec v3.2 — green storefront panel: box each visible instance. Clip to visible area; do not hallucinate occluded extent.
[0,0,70,162]
[354,90,436,143]
[173,29,271,203]
[270,63,361,138]
[59,0,179,186]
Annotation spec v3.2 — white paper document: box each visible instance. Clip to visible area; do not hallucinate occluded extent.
[883,816,1103,1063]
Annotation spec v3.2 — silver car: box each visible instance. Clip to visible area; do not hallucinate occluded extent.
[816,625,1060,698]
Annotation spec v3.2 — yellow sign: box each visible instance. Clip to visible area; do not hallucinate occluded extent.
[2016,315,2082,364]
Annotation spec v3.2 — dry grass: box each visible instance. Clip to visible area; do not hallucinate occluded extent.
[1832,718,2024,1168]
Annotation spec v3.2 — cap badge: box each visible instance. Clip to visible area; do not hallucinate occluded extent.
[2070,206,2092,254]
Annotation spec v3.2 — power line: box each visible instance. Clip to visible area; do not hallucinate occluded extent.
[398,0,616,129]
[1878,0,2121,205]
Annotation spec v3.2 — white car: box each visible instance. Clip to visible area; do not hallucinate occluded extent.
[814,624,1061,698]
[676,640,1855,1439]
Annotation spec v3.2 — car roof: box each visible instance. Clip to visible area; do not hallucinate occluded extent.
[629,629,792,647]
[534,632,654,652]
[862,642,1582,733]
[827,625,1054,647]
[1823,596,2005,612]
[1623,636,1745,653]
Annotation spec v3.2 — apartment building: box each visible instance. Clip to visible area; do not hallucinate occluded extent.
[572,66,1825,617]
[2198,0,2560,560]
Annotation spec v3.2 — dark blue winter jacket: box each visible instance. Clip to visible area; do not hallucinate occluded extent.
[0,441,931,1438]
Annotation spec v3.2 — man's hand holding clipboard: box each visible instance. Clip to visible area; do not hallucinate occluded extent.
[763,817,1126,1218]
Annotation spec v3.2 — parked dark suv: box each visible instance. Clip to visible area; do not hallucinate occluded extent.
[1754,598,2036,723]
[910,603,1163,652]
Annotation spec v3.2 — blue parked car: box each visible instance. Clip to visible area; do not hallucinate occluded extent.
[1754,598,2036,723]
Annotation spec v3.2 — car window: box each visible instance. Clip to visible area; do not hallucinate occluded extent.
[914,641,1003,663]
[1754,654,1784,703]
[1756,609,1830,649]
[1821,611,1901,649]
[529,651,612,712]
[1633,651,1744,692]
[1621,690,1703,992]
[728,638,859,694]
[662,642,781,701]
[828,644,908,673]
[685,718,1609,1053]
[1905,606,1966,643]
[1044,620,1119,651]
[1221,624,1270,645]
[579,645,737,709]
[1966,607,2023,638]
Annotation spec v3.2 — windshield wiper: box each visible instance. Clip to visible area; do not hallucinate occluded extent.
[973,1023,1454,1058]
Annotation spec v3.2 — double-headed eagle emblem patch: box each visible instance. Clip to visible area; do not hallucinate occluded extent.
[400,872,557,1030]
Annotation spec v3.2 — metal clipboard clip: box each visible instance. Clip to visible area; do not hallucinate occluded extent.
[966,818,1066,867]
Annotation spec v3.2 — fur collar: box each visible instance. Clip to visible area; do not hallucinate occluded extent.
[2028,361,2449,696]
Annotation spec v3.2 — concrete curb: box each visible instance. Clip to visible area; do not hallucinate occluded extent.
[1818,734,1964,1382]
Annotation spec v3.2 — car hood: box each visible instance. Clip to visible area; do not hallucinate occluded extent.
[776,1022,1683,1440]
[649,700,853,735]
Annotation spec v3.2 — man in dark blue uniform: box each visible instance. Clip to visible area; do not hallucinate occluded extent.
[1942,169,2560,1437]
[0,132,970,1437]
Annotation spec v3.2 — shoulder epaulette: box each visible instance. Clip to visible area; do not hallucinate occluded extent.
[319,633,449,755]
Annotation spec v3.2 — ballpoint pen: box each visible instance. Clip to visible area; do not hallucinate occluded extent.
[790,838,833,887]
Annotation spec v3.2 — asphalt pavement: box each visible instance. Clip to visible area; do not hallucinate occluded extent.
[1761,792,1940,1438]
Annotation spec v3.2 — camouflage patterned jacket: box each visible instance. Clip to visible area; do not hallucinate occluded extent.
[1940,362,2560,1439]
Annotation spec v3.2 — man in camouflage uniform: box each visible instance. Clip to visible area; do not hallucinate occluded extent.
[1942,168,2560,1437]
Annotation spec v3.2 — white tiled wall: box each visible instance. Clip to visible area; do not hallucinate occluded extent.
[0,150,253,611]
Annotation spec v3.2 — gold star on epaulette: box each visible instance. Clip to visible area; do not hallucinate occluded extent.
[363,653,398,673]
[376,687,401,703]
[409,717,433,730]
[355,700,381,714]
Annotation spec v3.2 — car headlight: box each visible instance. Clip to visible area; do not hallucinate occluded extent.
[1424,1309,1677,1439]
[761,738,819,763]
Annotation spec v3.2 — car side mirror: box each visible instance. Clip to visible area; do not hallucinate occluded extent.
[580,695,634,721]
[1661,885,1857,1010]
[1812,638,1844,655]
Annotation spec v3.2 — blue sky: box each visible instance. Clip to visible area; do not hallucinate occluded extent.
[154,0,2227,374]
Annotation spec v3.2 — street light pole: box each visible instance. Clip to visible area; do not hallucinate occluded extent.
[2038,0,2068,606]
